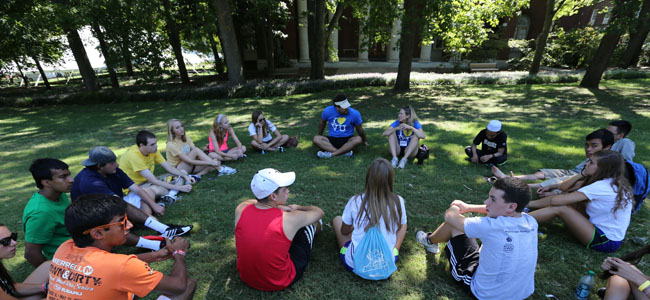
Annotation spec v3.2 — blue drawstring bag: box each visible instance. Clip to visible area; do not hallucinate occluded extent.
[352,225,397,280]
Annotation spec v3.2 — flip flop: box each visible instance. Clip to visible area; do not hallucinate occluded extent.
[483,176,498,183]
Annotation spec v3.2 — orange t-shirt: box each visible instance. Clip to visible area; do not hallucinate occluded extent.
[47,239,163,300]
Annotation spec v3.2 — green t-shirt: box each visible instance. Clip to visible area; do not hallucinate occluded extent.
[22,192,71,260]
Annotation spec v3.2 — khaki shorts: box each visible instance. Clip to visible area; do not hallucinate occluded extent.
[538,169,578,187]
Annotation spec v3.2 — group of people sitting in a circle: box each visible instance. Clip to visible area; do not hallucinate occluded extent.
[1,93,647,300]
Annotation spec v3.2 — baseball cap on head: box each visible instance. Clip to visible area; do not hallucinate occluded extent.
[486,120,502,132]
[82,146,117,166]
[251,168,296,199]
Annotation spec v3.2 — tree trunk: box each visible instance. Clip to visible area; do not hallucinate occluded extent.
[13,59,30,88]
[308,0,325,80]
[213,0,245,84]
[264,18,275,78]
[530,0,556,75]
[120,35,134,76]
[32,57,51,89]
[162,0,190,84]
[580,32,623,88]
[91,21,119,88]
[66,28,100,91]
[394,0,423,91]
[209,34,225,75]
[619,0,650,68]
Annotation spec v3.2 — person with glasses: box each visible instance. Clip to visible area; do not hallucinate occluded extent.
[248,110,290,154]
[527,150,633,253]
[382,105,425,169]
[48,194,195,300]
[0,224,50,300]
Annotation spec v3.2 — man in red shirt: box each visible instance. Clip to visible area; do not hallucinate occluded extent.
[48,194,195,300]
[234,168,323,291]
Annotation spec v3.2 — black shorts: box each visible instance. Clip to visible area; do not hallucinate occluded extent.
[288,224,317,286]
[445,234,480,299]
[327,136,352,149]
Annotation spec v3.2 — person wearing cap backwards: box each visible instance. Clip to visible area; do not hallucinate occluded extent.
[465,120,508,168]
[234,168,324,291]
[313,93,369,158]
[71,146,194,252]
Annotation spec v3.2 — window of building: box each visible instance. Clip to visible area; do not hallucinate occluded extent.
[513,15,530,40]
[589,10,598,25]
[602,13,610,24]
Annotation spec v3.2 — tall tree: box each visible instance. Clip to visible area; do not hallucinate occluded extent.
[581,0,638,89]
[394,0,425,90]
[307,0,326,80]
[529,0,593,75]
[619,0,650,68]
[213,0,245,84]
[65,28,101,91]
[91,21,120,88]
[162,0,190,84]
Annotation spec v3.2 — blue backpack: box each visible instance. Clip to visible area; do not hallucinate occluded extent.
[352,225,397,280]
[625,160,650,213]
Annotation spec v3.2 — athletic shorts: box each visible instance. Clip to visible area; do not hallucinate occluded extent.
[338,240,399,272]
[587,226,622,253]
[123,193,142,209]
[445,234,480,299]
[288,224,317,286]
[398,146,406,158]
[327,136,352,149]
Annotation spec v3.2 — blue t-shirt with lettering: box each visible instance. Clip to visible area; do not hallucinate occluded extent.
[390,120,422,147]
[321,106,362,138]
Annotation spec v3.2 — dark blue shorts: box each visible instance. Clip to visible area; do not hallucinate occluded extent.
[587,226,622,253]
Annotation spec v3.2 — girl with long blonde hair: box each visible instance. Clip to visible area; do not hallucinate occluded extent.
[382,105,425,169]
[207,114,246,161]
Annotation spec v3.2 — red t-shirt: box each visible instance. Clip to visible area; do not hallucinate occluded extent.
[47,239,163,300]
[235,205,295,291]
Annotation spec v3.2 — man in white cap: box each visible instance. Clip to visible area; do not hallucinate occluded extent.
[313,93,368,158]
[234,168,323,291]
[465,120,508,167]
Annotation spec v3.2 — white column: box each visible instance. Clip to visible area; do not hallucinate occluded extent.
[386,16,401,62]
[328,11,339,62]
[297,0,310,63]
[419,43,432,62]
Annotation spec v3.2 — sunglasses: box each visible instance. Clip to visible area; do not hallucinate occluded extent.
[0,232,17,246]
[82,214,129,235]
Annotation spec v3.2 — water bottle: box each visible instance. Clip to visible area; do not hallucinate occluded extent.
[575,270,595,300]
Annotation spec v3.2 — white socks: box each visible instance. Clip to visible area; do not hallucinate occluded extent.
[165,189,179,197]
[144,216,169,233]
[136,237,162,251]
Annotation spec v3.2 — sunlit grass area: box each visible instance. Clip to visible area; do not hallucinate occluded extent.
[1,78,649,299]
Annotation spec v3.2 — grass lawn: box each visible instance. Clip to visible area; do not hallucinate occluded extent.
[1,78,649,299]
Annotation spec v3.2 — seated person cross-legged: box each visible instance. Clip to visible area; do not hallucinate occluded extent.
[248,110,290,154]
[313,93,368,158]
[382,105,425,170]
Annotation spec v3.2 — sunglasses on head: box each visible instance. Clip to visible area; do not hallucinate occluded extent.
[82,214,129,235]
[0,232,17,246]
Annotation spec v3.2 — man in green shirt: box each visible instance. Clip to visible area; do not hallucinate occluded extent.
[23,158,74,267]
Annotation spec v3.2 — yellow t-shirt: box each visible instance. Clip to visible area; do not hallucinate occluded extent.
[166,136,195,167]
[48,239,163,300]
[119,145,165,185]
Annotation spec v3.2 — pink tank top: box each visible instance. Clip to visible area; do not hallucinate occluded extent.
[235,205,295,291]
[208,132,229,152]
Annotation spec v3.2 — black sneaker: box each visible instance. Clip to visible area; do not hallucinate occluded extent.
[189,174,201,183]
[159,195,177,206]
[161,225,193,239]
[596,287,606,299]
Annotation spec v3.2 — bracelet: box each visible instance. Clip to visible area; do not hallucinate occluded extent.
[42,282,48,293]
[639,280,650,292]
[172,249,186,257]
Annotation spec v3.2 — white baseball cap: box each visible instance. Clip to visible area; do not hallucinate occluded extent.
[487,120,502,132]
[251,168,296,199]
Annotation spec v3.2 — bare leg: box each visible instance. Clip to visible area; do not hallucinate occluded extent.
[332,136,362,156]
[428,222,454,244]
[403,136,420,158]
[492,166,546,181]
[139,202,153,215]
[20,261,50,300]
[529,205,594,245]
[267,135,289,149]
[126,203,150,224]
[387,134,400,158]
[604,275,633,300]
[333,216,351,249]
[313,135,338,152]
[167,277,197,300]
[251,140,264,151]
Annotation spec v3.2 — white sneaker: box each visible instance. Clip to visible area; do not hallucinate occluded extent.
[391,157,399,168]
[398,157,408,169]
[219,165,237,176]
[416,230,440,253]
[341,151,353,157]
[317,151,332,158]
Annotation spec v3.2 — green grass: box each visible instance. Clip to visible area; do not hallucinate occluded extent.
[1,78,650,299]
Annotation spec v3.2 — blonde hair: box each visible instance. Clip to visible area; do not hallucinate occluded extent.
[402,105,418,127]
[212,114,227,146]
[583,150,633,213]
[355,158,403,232]
[166,119,186,143]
